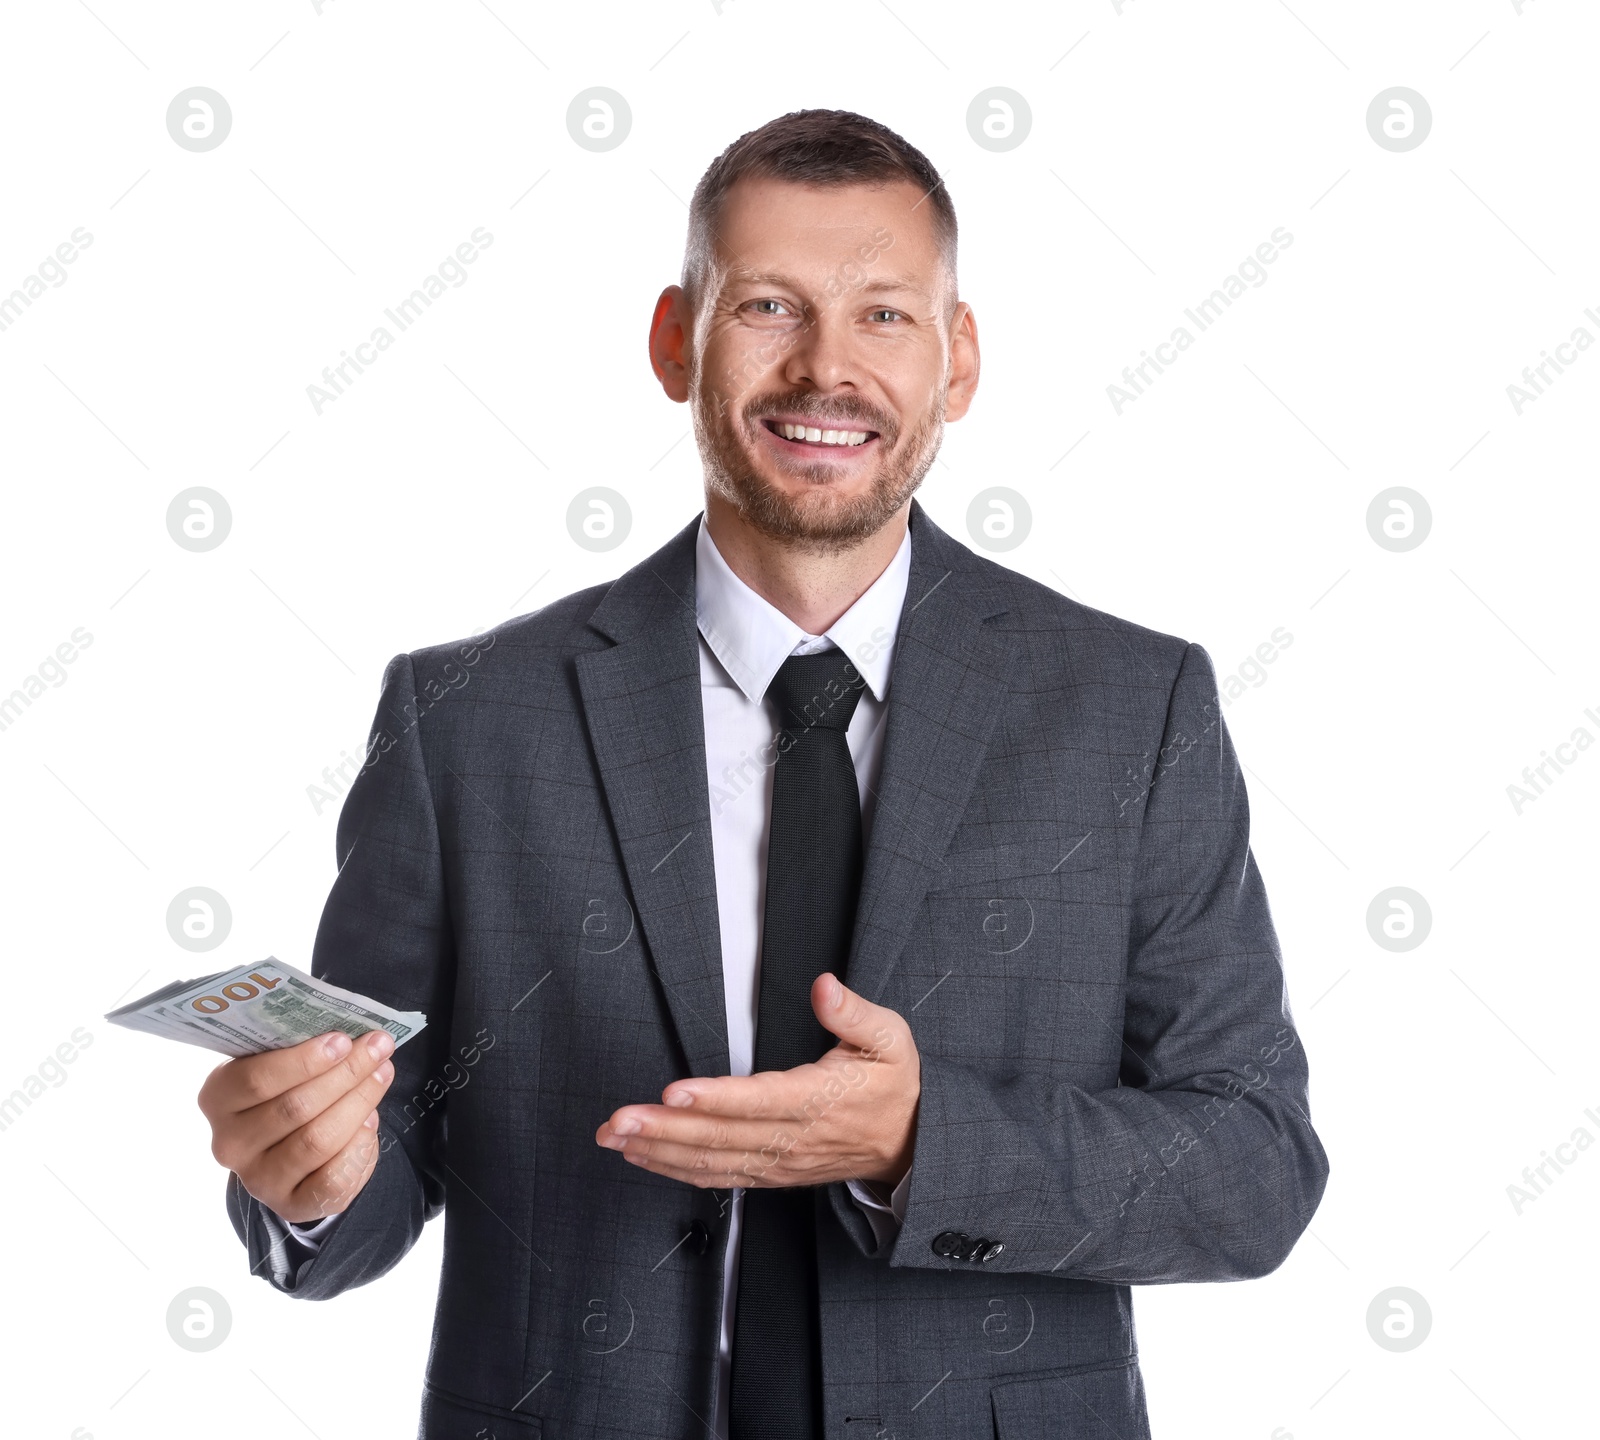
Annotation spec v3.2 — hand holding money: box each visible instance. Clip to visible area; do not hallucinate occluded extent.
[107,958,426,1222]
[198,1028,397,1222]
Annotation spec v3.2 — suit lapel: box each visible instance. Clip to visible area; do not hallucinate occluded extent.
[845,502,1016,1004]
[573,504,1013,1069]
[575,518,731,1079]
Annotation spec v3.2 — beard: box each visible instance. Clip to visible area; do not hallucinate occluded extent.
[690,366,948,553]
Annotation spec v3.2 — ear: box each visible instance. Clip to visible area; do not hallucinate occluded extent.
[649,285,691,403]
[942,301,980,423]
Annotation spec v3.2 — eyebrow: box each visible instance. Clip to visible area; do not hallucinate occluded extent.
[721,268,931,300]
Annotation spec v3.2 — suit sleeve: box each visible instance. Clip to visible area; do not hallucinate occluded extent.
[885,642,1330,1283]
[228,651,457,1299]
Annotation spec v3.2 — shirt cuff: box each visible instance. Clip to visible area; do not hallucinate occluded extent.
[252,1206,341,1289]
[283,1211,343,1250]
[845,1169,912,1251]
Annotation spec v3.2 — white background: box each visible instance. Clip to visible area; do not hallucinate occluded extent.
[2,2,1595,1437]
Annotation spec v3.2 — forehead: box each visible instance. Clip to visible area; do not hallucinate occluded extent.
[710,175,945,289]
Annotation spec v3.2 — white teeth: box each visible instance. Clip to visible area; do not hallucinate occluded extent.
[776,422,871,446]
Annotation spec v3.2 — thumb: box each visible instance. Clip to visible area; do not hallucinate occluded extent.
[811,973,903,1057]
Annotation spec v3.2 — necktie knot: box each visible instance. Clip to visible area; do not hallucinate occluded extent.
[766,648,867,735]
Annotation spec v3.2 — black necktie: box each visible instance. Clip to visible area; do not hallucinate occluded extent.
[729,647,868,1440]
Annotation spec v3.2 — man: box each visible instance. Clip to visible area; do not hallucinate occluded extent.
[200,110,1329,1439]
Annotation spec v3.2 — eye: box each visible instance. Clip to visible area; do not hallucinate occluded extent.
[748,298,793,317]
[867,308,903,324]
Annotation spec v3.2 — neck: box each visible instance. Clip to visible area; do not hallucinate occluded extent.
[702,492,910,635]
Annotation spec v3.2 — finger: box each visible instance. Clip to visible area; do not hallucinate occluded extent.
[658,1066,806,1119]
[613,1121,862,1186]
[619,1143,810,1191]
[233,1034,396,1158]
[201,1030,372,1116]
[596,1105,783,1158]
[287,1114,383,1219]
[658,1049,886,1117]
[619,1154,726,1189]
[254,1055,395,1192]
[612,1132,760,1186]
[810,973,905,1055]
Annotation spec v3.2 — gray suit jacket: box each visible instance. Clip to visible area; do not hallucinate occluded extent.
[228,501,1329,1438]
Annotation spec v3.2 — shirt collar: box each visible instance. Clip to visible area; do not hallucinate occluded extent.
[695,515,911,705]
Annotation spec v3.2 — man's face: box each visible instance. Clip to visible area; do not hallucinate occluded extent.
[668,176,976,551]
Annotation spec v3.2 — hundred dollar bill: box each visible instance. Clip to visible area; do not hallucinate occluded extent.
[106,957,427,1058]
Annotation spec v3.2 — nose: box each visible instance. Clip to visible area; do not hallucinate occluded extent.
[780,304,861,396]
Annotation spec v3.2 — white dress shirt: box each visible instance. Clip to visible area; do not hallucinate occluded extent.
[277,515,915,1440]
[694,517,913,1437]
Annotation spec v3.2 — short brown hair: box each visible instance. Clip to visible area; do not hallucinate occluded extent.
[682,109,957,305]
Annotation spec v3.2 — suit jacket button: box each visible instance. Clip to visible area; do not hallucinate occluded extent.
[931,1230,966,1259]
[688,1220,711,1255]
[979,1241,1004,1263]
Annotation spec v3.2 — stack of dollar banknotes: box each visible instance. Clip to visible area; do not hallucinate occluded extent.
[105,957,428,1057]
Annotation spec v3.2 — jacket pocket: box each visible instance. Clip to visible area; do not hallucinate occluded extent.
[989,1357,1150,1439]
[420,1381,543,1438]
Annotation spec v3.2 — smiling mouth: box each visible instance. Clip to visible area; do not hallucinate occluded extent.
[760,418,879,449]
